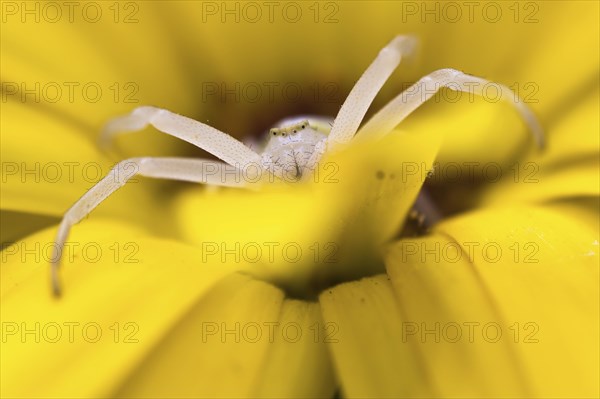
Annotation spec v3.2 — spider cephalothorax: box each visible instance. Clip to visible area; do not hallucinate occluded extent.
[262,117,331,180]
[50,35,543,295]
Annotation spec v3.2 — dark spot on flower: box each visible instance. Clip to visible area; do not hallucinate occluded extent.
[376,170,385,180]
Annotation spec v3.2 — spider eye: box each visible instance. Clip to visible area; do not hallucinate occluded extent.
[271,130,277,136]
[293,130,297,133]
[301,124,305,129]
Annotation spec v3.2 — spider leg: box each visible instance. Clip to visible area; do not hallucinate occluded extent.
[100,106,264,168]
[356,68,544,147]
[326,35,418,149]
[50,157,248,296]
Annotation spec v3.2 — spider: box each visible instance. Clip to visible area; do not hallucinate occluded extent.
[50,35,544,296]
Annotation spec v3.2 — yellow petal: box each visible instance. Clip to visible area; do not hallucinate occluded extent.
[479,83,599,205]
[0,210,59,246]
[115,273,285,398]
[319,274,434,398]
[2,3,202,151]
[174,130,441,295]
[546,196,600,234]
[386,234,532,397]
[1,219,239,398]
[393,204,598,397]
[1,100,177,236]
[6,2,595,152]
[395,1,598,173]
[252,300,337,398]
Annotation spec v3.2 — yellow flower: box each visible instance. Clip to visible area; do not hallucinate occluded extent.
[1,2,598,398]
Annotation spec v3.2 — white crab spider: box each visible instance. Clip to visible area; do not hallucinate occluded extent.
[50,35,544,295]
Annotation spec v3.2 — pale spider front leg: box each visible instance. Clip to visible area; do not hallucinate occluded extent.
[50,106,273,295]
[320,37,543,237]
[326,35,418,149]
[324,36,543,151]
[50,157,249,296]
[101,106,264,168]
[356,68,544,147]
